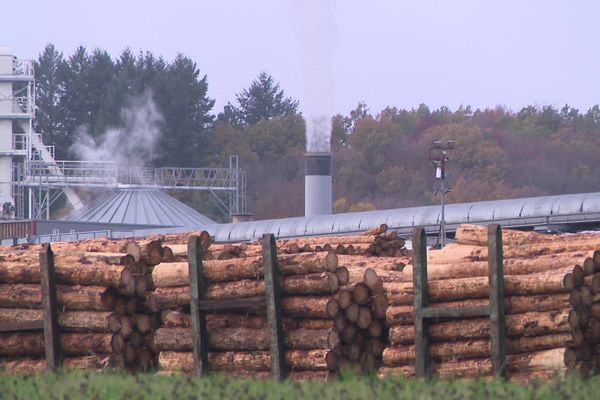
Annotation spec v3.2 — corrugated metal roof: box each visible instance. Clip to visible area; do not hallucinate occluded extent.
[62,190,215,227]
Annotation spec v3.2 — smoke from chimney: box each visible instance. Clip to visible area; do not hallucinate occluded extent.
[293,0,336,216]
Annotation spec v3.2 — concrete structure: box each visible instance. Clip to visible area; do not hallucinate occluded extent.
[304,152,332,217]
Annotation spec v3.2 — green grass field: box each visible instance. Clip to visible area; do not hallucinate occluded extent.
[0,372,599,400]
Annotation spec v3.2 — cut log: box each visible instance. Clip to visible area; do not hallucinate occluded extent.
[455,224,557,246]
[158,349,330,372]
[0,308,121,333]
[386,266,580,306]
[0,332,120,356]
[153,327,339,351]
[0,284,116,310]
[393,252,593,283]
[125,239,163,265]
[335,267,349,286]
[345,303,359,322]
[326,298,340,318]
[386,294,570,326]
[362,224,388,236]
[0,259,132,288]
[146,230,211,248]
[357,307,372,330]
[382,333,572,367]
[151,252,338,287]
[338,290,352,310]
[379,349,568,378]
[352,283,370,305]
[337,255,407,272]
[0,355,118,374]
[147,274,338,311]
[389,309,571,344]
[428,239,600,264]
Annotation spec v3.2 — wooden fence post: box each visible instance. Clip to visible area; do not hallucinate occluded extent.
[262,233,287,380]
[412,227,430,377]
[40,243,60,370]
[188,236,209,377]
[488,224,507,378]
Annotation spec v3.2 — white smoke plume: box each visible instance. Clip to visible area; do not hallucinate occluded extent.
[293,0,336,153]
[70,90,163,167]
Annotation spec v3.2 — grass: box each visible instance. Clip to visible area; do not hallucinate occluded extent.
[0,371,599,400]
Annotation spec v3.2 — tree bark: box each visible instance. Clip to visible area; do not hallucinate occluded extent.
[455,224,559,246]
[153,327,339,351]
[0,332,120,356]
[0,284,116,310]
[147,274,338,312]
[382,333,572,367]
[388,309,571,344]
[386,294,570,326]
[151,252,339,287]
[379,349,568,378]
[0,259,132,288]
[0,355,118,374]
[158,349,331,372]
[385,266,579,306]
[0,308,122,333]
[428,239,600,264]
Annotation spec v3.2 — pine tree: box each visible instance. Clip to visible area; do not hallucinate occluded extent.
[34,44,67,157]
[221,72,299,125]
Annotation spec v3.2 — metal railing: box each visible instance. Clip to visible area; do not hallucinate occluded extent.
[20,161,243,191]
[0,96,34,115]
[13,60,34,77]
[11,134,27,151]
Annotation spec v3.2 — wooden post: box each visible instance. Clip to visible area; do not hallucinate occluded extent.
[188,236,209,377]
[262,234,287,380]
[488,224,507,378]
[412,228,430,377]
[39,243,60,370]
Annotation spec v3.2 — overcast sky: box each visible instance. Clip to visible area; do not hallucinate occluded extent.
[2,0,599,116]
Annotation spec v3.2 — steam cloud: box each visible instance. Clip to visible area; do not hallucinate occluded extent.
[294,0,336,153]
[70,91,163,167]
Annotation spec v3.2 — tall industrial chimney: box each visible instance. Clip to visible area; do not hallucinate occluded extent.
[305,152,332,217]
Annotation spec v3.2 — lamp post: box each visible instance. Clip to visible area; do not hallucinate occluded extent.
[428,140,454,248]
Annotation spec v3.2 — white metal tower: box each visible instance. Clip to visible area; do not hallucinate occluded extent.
[0,47,33,218]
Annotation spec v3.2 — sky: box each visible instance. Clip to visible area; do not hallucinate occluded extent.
[2,0,599,117]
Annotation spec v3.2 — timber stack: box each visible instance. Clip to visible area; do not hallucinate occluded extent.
[379,224,600,382]
[0,237,165,374]
[157,224,408,261]
[150,226,399,379]
[150,251,344,380]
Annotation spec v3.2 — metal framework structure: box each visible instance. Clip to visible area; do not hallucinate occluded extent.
[4,53,247,221]
[15,155,247,220]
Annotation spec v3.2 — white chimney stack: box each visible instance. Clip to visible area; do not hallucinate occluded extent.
[305,152,332,217]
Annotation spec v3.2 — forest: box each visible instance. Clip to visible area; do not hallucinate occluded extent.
[32,44,600,221]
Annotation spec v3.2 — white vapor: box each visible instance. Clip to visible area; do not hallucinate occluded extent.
[70,91,163,167]
[293,0,336,153]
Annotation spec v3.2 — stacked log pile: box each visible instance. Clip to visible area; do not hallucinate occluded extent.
[0,237,163,374]
[151,226,404,379]
[378,224,600,382]
[150,251,341,380]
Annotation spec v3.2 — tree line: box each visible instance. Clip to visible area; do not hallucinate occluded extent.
[33,44,600,221]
